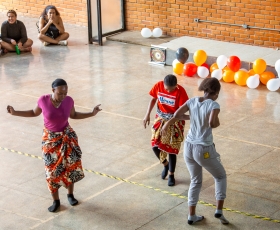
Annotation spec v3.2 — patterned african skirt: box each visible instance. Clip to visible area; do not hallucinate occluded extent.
[42,125,85,194]
[151,111,185,162]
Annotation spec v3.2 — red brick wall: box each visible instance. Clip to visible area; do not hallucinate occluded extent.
[0,0,88,26]
[1,0,279,48]
[125,0,280,48]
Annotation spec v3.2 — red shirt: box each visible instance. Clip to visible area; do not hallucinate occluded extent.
[149,81,189,114]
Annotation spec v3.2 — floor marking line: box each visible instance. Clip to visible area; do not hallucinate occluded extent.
[82,162,159,202]
[1,146,280,224]
[0,208,44,222]
[214,134,280,150]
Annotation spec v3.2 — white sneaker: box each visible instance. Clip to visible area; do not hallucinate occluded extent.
[43,42,50,46]
[58,40,68,46]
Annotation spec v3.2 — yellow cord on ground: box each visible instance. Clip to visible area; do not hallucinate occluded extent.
[1,146,279,224]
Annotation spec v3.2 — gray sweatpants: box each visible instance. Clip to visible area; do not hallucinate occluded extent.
[184,142,227,206]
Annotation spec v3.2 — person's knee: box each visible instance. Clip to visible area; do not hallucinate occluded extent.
[1,41,8,46]
[28,38,33,46]
[64,32,69,39]
[215,172,227,180]
[38,33,44,40]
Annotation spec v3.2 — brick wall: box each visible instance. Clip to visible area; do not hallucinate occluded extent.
[125,0,280,48]
[0,0,88,26]
[1,0,279,48]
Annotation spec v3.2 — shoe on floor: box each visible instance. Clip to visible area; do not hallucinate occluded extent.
[161,164,169,179]
[168,175,175,186]
[58,40,68,46]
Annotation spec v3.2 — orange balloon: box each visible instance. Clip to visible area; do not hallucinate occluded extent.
[248,69,255,76]
[253,59,266,74]
[259,71,275,85]
[234,70,249,86]
[193,50,207,66]
[173,62,184,75]
[222,70,235,83]
[222,66,230,73]
[210,63,219,73]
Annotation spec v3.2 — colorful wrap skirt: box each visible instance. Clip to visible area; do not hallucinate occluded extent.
[151,112,185,162]
[42,125,85,194]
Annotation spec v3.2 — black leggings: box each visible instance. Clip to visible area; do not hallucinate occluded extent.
[153,147,177,173]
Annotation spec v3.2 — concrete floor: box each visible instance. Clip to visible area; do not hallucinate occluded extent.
[1,13,280,230]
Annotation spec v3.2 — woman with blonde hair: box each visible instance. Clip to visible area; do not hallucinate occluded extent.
[38,5,69,46]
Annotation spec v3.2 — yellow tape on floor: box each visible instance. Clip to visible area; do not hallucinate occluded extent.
[1,146,279,224]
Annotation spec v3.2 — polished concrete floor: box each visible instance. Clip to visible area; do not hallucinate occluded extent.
[1,13,280,230]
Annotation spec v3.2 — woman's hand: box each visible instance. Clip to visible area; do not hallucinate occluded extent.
[11,39,16,45]
[17,42,23,50]
[92,104,102,116]
[143,114,150,129]
[7,105,15,115]
[48,19,54,25]
[161,123,169,136]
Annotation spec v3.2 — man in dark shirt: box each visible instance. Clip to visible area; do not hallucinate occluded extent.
[1,10,33,52]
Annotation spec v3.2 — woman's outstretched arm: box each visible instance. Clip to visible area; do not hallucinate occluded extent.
[70,104,102,119]
[7,105,42,117]
[161,103,190,136]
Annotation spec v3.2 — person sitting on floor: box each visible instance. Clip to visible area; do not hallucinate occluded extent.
[1,10,33,53]
[38,5,69,46]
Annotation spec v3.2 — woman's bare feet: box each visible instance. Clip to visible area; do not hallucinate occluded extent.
[20,47,32,52]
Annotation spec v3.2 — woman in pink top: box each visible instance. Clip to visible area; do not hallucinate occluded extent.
[7,79,102,212]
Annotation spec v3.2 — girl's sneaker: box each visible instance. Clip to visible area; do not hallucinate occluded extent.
[58,40,68,46]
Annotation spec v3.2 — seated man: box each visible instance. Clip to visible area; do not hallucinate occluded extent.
[38,5,69,46]
[1,10,33,52]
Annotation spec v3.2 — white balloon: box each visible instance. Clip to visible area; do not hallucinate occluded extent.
[141,28,152,38]
[216,55,227,69]
[172,59,180,68]
[246,75,260,89]
[275,59,280,76]
[197,66,209,78]
[211,69,223,80]
[267,78,280,92]
[152,28,163,37]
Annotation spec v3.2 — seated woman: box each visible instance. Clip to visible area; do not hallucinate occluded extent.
[38,5,69,46]
[1,10,33,52]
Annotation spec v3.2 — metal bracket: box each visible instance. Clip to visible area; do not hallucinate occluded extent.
[242,24,249,29]
[194,18,200,23]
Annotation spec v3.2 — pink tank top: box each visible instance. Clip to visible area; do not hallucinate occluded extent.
[38,94,74,132]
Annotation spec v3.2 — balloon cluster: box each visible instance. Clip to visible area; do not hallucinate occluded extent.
[172,48,280,92]
[141,28,162,38]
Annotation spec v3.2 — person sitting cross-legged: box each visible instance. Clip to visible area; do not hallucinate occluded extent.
[38,5,69,46]
[1,9,33,53]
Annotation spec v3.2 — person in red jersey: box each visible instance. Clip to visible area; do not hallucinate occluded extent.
[143,74,189,186]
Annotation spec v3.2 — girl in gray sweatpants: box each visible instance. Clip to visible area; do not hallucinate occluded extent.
[161,77,229,225]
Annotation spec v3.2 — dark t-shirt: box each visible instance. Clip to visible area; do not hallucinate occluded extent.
[1,20,28,44]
